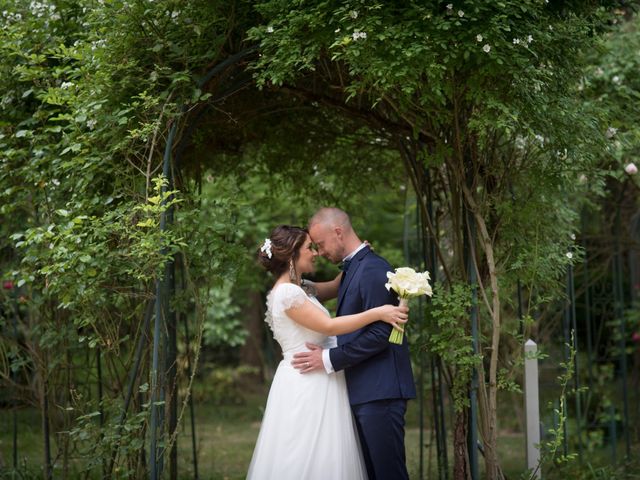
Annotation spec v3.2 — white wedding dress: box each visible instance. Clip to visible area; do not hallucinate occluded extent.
[246,283,368,480]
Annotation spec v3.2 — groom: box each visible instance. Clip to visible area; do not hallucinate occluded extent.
[293,207,416,480]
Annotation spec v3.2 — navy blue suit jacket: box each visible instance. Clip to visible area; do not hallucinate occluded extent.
[329,246,416,406]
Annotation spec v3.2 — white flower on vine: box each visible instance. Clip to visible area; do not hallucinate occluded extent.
[86,119,97,130]
[446,4,453,10]
[352,30,367,41]
[527,35,533,43]
[266,26,274,33]
[5,12,22,21]
[476,34,483,42]
[612,75,621,85]
[513,38,521,45]
[60,81,74,89]
[458,10,464,17]
[483,44,491,53]
[606,127,618,139]
[625,163,638,175]
[566,252,573,259]
[349,10,358,19]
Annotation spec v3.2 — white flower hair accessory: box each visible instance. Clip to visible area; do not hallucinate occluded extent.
[260,238,273,259]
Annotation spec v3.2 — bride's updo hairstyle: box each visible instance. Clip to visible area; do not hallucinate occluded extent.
[258,225,308,277]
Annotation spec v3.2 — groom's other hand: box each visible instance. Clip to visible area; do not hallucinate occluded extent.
[292,342,323,374]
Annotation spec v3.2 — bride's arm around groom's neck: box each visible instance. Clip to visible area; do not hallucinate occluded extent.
[304,273,341,302]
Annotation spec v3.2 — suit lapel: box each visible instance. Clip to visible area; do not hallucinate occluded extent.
[337,246,370,313]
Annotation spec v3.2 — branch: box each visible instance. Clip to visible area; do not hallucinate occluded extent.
[279,84,434,145]
[398,140,453,284]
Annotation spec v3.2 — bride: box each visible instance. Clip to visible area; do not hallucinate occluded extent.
[246,225,408,480]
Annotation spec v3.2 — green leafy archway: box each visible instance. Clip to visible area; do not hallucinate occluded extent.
[1,1,639,479]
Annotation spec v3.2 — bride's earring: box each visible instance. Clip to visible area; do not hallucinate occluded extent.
[289,260,298,284]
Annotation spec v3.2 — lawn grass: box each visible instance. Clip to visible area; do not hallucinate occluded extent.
[174,392,531,479]
[1,388,638,479]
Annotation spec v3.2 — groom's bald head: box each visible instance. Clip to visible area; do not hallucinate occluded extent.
[309,207,353,233]
[308,208,361,263]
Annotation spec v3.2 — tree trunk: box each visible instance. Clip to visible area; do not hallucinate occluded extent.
[454,165,503,479]
[453,407,470,480]
[42,375,52,480]
[239,290,267,381]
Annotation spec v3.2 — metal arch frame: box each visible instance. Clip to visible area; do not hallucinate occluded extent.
[146,46,257,480]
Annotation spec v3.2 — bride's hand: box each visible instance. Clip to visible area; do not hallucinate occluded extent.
[378,304,409,332]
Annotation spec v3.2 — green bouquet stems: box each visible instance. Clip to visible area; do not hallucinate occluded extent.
[389,298,409,344]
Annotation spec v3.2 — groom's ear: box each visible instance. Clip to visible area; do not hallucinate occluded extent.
[334,225,343,239]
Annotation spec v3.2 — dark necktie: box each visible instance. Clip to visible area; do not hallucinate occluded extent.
[340,259,352,273]
[339,259,352,288]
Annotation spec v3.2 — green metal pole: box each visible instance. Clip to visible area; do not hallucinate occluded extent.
[42,376,52,480]
[150,117,178,479]
[562,270,570,459]
[418,188,426,480]
[613,208,631,458]
[11,285,19,473]
[466,208,479,480]
[96,346,106,477]
[517,279,524,337]
[580,227,594,400]
[568,262,583,459]
[11,285,20,472]
[432,206,448,480]
[609,404,617,463]
[166,257,178,480]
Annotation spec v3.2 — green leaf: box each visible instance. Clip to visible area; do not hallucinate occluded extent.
[137,219,156,228]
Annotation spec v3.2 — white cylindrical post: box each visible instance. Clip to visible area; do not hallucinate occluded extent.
[524,339,541,478]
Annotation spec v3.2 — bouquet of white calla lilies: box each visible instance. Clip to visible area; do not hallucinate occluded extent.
[385,267,432,297]
[385,267,433,344]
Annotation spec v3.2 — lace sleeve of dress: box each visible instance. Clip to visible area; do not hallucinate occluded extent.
[264,293,275,333]
[277,283,309,310]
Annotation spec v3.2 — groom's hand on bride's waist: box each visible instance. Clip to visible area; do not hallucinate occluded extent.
[292,343,323,374]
